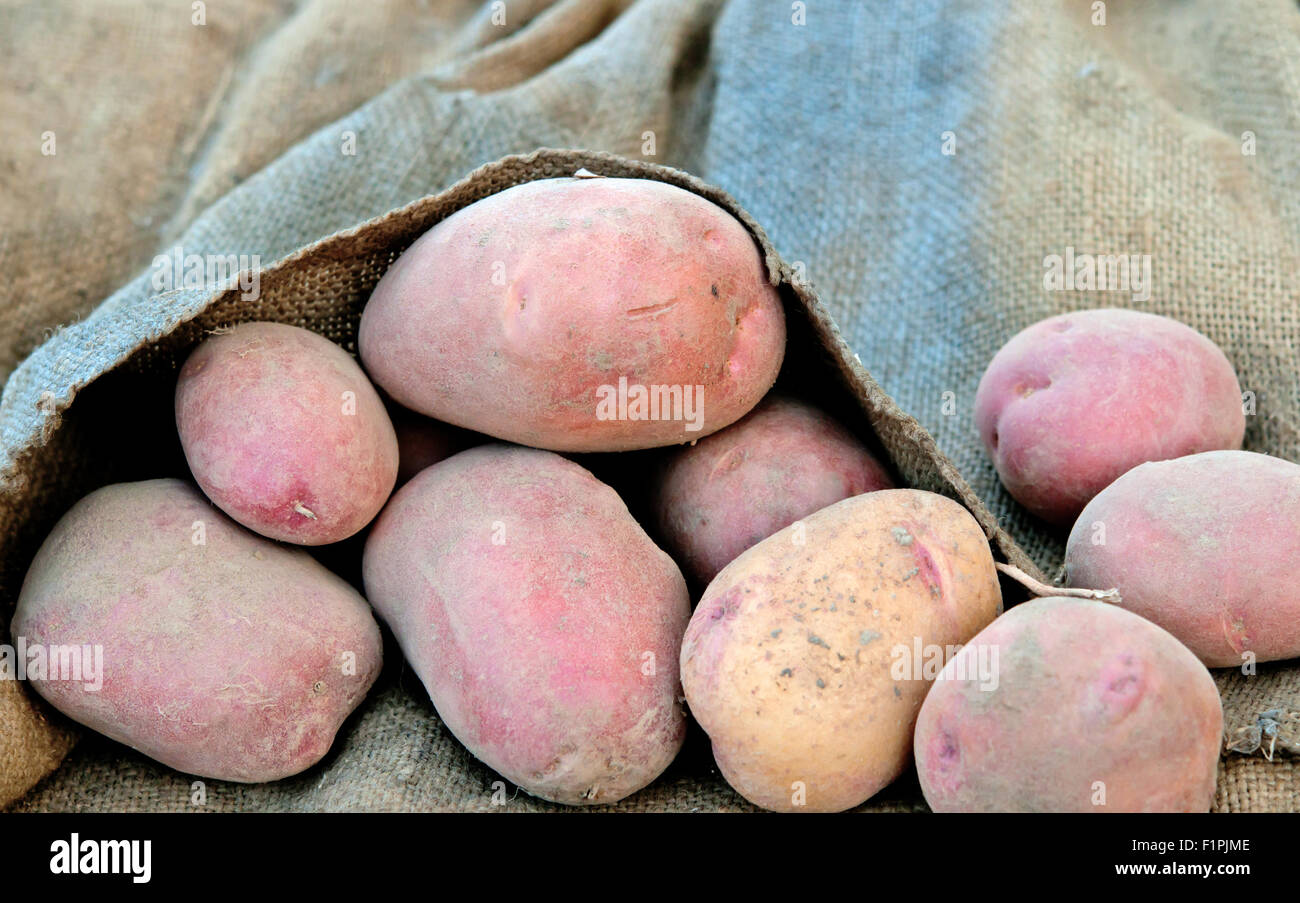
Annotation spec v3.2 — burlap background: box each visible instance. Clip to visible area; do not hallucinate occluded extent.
[2,0,1298,811]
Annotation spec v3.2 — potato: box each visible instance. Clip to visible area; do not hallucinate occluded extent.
[1066,450,1300,667]
[974,308,1244,524]
[176,321,398,545]
[9,479,383,783]
[653,395,893,586]
[358,177,786,452]
[680,489,1001,812]
[362,444,690,805]
[914,597,1222,812]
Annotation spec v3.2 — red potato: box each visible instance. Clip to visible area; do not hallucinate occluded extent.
[653,395,893,585]
[915,597,1222,812]
[1066,450,1300,667]
[359,177,786,451]
[974,308,1244,524]
[10,479,383,783]
[176,321,398,545]
[362,444,690,805]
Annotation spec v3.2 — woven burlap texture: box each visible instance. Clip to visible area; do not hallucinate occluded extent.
[2,0,1298,810]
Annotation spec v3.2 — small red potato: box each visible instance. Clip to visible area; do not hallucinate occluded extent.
[10,479,383,783]
[915,597,1222,812]
[1066,450,1300,667]
[974,308,1244,524]
[362,445,690,805]
[359,177,786,451]
[680,489,1001,812]
[176,321,398,545]
[653,395,893,585]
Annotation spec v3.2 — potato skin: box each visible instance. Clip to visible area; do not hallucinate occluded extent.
[1066,450,1300,667]
[974,308,1243,524]
[362,444,690,805]
[176,321,399,545]
[10,479,383,783]
[358,177,786,451]
[915,598,1222,812]
[680,489,1001,812]
[654,395,893,586]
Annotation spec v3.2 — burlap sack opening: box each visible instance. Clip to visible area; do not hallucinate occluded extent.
[0,149,1292,811]
[0,149,1038,811]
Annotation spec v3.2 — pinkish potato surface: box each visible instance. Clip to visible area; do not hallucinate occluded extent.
[680,489,1002,812]
[176,321,398,545]
[974,308,1244,524]
[10,479,383,783]
[1066,450,1300,667]
[362,444,690,805]
[654,395,893,585]
[915,597,1222,812]
[358,177,786,452]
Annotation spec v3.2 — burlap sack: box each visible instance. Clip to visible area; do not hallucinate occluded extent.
[0,148,1038,811]
[3,0,1298,811]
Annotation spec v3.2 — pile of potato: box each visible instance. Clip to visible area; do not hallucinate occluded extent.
[11,173,1283,813]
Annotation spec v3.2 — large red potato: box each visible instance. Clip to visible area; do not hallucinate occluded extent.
[10,479,383,783]
[680,489,1001,812]
[974,308,1243,524]
[1066,450,1300,667]
[362,445,690,805]
[358,177,786,451]
[915,598,1222,812]
[176,321,398,545]
[653,395,893,585]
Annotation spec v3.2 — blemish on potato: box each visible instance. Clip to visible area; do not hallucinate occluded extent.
[625,299,679,319]
[911,543,943,600]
